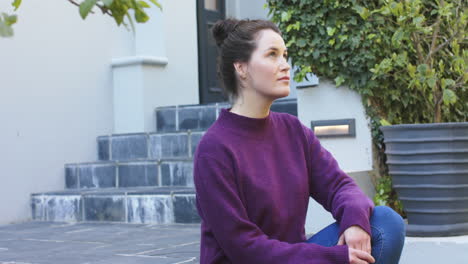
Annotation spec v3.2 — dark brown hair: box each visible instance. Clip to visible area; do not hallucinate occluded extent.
[211,18,282,103]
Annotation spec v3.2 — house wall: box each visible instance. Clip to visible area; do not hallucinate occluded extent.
[111,0,200,133]
[298,79,375,235]
[0,0,133,224]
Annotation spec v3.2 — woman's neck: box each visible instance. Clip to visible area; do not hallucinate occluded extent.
[230,101,272,119]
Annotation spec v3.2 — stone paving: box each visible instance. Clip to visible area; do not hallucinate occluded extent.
[0,221,201,264]
[2,221,468,264]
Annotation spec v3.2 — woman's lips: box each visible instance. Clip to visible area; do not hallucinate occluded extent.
[278,77,290,81]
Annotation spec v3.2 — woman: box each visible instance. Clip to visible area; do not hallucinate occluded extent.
[193,18,405,264]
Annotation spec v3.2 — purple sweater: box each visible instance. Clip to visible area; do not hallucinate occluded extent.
[193,107,374,264]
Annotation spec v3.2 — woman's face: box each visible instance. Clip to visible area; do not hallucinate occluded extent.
[240,29,291,100]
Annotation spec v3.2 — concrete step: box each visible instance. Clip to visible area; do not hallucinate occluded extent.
[155,98,297,133]
[97,99,298,162]
[31,186,199,225]
[65,159,194,189]
[97,130,204,161]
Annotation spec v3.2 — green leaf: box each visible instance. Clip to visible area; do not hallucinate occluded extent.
[412,16,424,27]
[354,5,370,20]
[4,13,17,25]
[407,63,416,78]
[138,1,150,8]
[0,21,13,37]
[102,0,114,7]
[326,27,336,36]
[335,76,345,86]
[281,10,292,22]
[391,29,404,47]
[296,38,307,48]
[79,0,98,19]
[443,89,457,105]
[135,9,149,23]
[380,119,392,126]
[12,0,22,11]
[367,33,376,40]
[426,77,437,89]
[416,64,429,75]
[395,52,407,66]
[148,0,162,10]
[441,78,455,89]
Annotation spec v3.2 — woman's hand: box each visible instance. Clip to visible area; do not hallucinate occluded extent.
[347,247,375,264]
[338,225,375,264]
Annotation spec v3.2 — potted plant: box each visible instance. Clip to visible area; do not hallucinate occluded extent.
[266,0,467,236]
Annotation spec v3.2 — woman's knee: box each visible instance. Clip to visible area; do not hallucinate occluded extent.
[371,206,406,234]
[370,206,406,263]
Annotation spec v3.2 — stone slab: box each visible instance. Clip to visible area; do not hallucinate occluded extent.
[0,221,200,264]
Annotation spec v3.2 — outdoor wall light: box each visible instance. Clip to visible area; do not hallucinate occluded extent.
[310,119,356,138]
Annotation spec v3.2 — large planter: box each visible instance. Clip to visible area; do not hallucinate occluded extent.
[381,122,468,237]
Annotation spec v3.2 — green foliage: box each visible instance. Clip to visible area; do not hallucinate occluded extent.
[373,175,405,217]
[266,0,467,215]
[0,12,17,37]
[266,0,467,124]
[1,0,162,37]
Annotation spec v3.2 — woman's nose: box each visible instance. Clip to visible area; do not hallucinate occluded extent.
[281,59,291,71]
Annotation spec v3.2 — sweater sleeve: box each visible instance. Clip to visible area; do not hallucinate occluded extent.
[194,154,349,264]
[301,123,375,238]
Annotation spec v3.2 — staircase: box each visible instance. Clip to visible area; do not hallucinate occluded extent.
[30,99,298,224]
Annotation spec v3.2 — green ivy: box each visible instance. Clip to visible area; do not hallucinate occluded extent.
[266,0,467,125]
[265,0,468,214]
[1,0,162,37]
[266,0,467,215]
[373,175,405,217]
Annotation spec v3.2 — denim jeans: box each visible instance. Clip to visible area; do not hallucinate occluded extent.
[305,206,406,264]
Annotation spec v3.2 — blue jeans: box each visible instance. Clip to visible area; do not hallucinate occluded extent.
[305,206,406,264]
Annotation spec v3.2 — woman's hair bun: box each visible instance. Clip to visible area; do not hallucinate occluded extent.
[212,19,239,47]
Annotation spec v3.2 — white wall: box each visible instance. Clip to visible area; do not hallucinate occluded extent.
[112,0,200,133]
[298,79,373,172]
[297,79,375,235]
[0,0,133,224]
[142,0,199,130]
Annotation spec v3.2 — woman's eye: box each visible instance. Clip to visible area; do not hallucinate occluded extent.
[269,52,276,57]
[283,54,288,59]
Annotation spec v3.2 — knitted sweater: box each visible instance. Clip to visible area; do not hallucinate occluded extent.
[193,107,374,264]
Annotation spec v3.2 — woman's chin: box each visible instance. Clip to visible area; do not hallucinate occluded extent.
[278,86,290,97]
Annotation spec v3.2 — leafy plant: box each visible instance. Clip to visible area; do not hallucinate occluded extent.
[0,0,162,37]
[266,0,467,215]
[266,0,466,125]
[373,175,406,217]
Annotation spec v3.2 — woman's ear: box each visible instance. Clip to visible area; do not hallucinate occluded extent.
[233,61,247,80]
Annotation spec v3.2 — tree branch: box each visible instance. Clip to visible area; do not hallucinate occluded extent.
[431,29,461,55]
[68,0,95,14]
[451,73,467,90]
[425,0,443,65]
[67,0,113,17]
[411,32,425,63]
[95,3,113,16]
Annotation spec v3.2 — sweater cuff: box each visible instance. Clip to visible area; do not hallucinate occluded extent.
[338,206,373,237]
[326,245,349,264]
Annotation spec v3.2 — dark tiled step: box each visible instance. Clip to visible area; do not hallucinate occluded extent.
[65,159,194,189]
[155,98,297,133]
[31,186,199,224]
[97,131,204,161]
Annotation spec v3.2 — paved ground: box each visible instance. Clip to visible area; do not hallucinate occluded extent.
[1,221,468,264]
[0,221,201,264]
